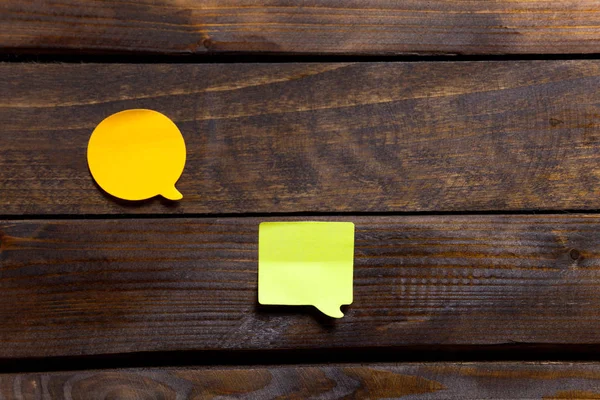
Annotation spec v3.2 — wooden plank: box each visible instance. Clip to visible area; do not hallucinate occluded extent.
[2,215,600,358]
[3,61,600,215]
[3,363,600,399]
[3,1,600,56]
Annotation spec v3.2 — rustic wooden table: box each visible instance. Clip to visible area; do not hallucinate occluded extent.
[3,1,600,399]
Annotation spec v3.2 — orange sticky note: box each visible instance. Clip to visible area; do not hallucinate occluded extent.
[87,109,186,201]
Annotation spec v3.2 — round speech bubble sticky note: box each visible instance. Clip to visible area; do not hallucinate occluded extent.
[87,109,186,201]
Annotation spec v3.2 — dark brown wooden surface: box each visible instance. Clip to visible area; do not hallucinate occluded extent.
[3,1,600,56]
[4,61,600,215]
[3,363,600,399]
[5,1,600,393]
[2,215,600,358]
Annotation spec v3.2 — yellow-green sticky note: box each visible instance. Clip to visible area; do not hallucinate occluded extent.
[258,221,355,318]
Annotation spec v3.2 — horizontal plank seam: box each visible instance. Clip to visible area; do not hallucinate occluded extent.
[4,346,600,374]
[2,209,600,221]
[4,53,600,64]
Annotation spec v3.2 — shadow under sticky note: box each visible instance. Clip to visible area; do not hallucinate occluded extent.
[258,222,355,318]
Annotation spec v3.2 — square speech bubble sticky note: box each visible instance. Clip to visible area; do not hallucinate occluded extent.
[258,221,355,318]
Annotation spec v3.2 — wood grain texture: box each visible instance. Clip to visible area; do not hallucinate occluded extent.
[3,1,600,55]
[4,61,600,215]
[2,215,600,358]
[4,363,600,399]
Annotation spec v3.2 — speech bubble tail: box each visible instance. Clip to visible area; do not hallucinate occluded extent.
[315,304,344,318]
[161,186,183,201]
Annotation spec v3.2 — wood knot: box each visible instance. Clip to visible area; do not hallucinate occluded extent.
[549,118,564,127]
[202,37,214,50]
[569,248,581,261]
